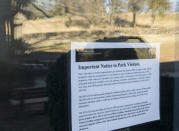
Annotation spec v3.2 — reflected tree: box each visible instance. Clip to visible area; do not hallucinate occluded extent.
[0,0,33,61]
[63,0,106,25]
[147,0,171,26]
[127,0,145,27]
[177,2,179,12]
[108,0,124,25]
[26,0,107,26]
[0,0,11,61]
[44,0,106,25]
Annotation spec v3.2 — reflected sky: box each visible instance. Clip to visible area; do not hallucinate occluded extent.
[170,0,178,12]
[101,0,177,13]
[34,0,178,13]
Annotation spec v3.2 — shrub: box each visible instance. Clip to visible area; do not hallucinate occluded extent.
[8,39,29,56]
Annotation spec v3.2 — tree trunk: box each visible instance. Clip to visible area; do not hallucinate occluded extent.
[9,17,15,41]
[0,18,8,62]
[151,14,156,27]
[132,11,136,27]
[6,19,11,45]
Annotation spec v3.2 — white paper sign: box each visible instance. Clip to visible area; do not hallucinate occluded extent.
[71,42,160,131]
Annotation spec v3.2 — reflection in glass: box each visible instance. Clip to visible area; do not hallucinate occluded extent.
[0,0,177,131]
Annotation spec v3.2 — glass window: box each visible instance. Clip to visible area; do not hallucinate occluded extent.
[0,0,178,131]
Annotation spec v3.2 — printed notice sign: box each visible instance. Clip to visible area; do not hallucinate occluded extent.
[71,42,160,131]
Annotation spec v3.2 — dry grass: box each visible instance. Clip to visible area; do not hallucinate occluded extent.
[139,34,176,62]
[22,13,177,34]
[16,12,178,62]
